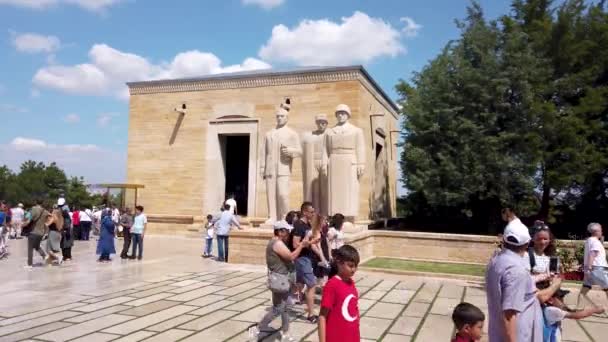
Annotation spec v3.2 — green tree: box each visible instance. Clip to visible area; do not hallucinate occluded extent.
[397,0,608,233]
[397,3,542,231]
[0,160,97,209]
[66,176,94,208]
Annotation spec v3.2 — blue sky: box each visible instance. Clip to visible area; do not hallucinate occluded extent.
[0,0,512,184]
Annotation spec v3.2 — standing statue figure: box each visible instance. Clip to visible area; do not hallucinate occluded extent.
[326,104,366,218]
[302,114,330,216]
[263,107,302,223]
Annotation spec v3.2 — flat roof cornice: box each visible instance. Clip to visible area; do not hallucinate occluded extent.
[126,65,399,118]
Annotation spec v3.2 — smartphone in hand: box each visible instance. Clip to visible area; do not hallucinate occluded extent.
[549,256,559,274]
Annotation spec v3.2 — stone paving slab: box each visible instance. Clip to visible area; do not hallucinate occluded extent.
[365,302,405,320]
[360,316,393,340]
[103,305,198,335]
[38,313,131,341]
[110,330,156,342]
[2,236,608,342]
[0,321,72,342]
[390,315,423,336]
[118,299,180,316]
[71,332,120,342]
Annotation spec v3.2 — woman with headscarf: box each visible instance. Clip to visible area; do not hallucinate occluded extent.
[45,207,64,265]
[60,206,74,261]
[96,208,116,262]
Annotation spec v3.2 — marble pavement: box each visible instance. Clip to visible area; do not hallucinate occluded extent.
[0,235,606,342]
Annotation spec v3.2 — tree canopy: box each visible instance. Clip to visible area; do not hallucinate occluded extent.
[397,0,608,235]
[0,161,101,209]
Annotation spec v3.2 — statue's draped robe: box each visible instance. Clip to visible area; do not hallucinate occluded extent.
[326,122,365,218]
[302,130,329,216]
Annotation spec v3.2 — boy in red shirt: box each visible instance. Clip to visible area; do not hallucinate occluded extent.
[451,302,485,342]
[318,245,360,342]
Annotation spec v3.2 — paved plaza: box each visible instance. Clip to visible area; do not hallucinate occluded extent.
[1,236,607,342]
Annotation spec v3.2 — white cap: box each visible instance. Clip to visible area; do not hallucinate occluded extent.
[57,198,66,206]
[18,203,24,208]
[273,220,292,231]
[503,219,531,246]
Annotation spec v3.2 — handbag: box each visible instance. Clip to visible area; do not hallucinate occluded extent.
[267,271,293,293]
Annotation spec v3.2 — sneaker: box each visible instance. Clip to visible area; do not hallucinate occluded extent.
[280,331,296,342]
[23,265,33,270]
[247,326,260,341]
[306,315,318,323]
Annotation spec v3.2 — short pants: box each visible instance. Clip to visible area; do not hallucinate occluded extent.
[295,257,316,288]
[583,266,608,289]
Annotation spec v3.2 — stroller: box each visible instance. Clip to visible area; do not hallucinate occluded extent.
[0,225,8,259]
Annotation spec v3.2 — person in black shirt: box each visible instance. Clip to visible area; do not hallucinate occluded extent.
[292,201,319,323]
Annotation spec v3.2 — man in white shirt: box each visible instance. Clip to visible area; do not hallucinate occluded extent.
[10,203,25,239]
[225,195,237,215]
[578,222,608,309]
[79,208,93,241]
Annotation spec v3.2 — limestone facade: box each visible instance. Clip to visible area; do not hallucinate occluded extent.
[126,66,399,230]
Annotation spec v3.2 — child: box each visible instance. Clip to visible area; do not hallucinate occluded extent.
[544,288,604,342]
[451,302,485,342]
[202,214,214,258]
[318,245,360,342]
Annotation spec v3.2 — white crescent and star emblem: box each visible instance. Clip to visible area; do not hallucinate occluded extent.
[341,294,358,322]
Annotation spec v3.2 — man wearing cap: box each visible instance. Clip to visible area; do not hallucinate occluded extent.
[10,203,25,239]
[486,211,543,342]
[302,114,330,216]
[325,104,366,219]
[263,105,302,223]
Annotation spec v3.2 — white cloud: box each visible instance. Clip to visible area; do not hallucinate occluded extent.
[64,113,80,123]
[400,17,421,37]
[33,63,109,96]
[33,43,271,99]
[242,0,284,10]
[0,0,124,12]
[258,11,406,66]
[12,32,61,53]
[0,104,29,113]
[96,112,119,127]
[10,137,48,151]
[1,137,125,183]
[0,0,56,9]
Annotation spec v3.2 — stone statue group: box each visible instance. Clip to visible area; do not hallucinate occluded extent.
[263,102,366,223]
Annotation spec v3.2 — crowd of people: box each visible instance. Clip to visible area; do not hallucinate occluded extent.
[480,208,607,342]
[2,196,608,342]
[0,198,147,267]
[239,201,353,342]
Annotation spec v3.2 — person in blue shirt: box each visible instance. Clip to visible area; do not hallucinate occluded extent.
[130,205,147,260]
[214,203,242,262]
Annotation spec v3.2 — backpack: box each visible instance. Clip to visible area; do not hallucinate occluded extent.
[542,307,559,342]
[528,247,537,270]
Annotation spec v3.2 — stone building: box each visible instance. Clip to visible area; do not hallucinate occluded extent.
[126,65,399,232]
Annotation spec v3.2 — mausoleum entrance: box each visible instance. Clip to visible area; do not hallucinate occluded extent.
[220,134,250,215]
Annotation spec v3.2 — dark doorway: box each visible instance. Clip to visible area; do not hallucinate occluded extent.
[222,135,250,215]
